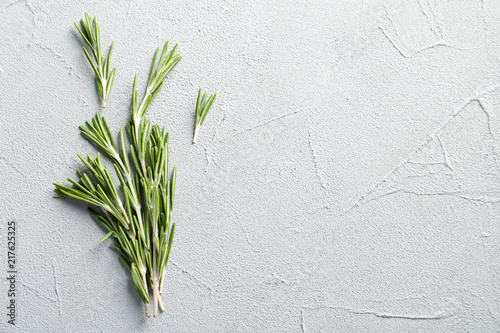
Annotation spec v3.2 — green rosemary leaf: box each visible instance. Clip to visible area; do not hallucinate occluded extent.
[119,256,132,271]
[95,20,101,61]
[106,68,116,103]
[84,14,95,46]
[161,223,175,277]
[148,48,160,87]
[82,47,100,78]
[131,263,151,304]
[100,231,114,243]
[192,89,217,143]
[200,94,217,125]
[74,23,91,48]
[170,166,176,210]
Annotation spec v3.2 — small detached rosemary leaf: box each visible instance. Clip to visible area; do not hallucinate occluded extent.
[193,89,216,144]
[74,12,116,108]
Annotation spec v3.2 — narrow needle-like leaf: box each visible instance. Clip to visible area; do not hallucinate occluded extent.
[193,89,217,144]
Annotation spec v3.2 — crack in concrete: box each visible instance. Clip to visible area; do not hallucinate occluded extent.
[436,135,454,172]
[378,12,410,58]
[300,309,306,333]
[30,41,74,71]
[308,131,327,191]
[378,23,453,58]
[210,109,228,144]
[230,202,257,252]
[170,260,215,296]
[2,0,22,11]
[224,110,301,141]
[377,2,465,58]
[342,85,500,215]
[203,146,211,175]
[417,0,443,37]
[355,309,453,320]
[302,304,455,330]
[477,98,496,139]
[20,280,57,303]
[1,0,34,15]
[51,261,63,320]
[203,111,228,174]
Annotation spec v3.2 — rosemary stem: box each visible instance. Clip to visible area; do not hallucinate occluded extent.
[158,295,165,311]
[152,234,159,317]
[158,269,165,311]
[159,274,164,293]
[140,267,150,317]
[192,126,200,144]
[124,174,140,210]
[133,120,140,149]
[118,204,130,226]
[141,159,148,182]
[101,80,107,107]
[103,211,118,231]
[138,91,150,117]
[135,208,146,240]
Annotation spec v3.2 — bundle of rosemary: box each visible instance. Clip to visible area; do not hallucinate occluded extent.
[53,14,205,317]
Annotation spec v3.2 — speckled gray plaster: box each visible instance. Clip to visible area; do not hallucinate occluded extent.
[1,0,500,332]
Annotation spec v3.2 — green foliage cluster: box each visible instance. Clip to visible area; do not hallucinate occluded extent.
[55,14,187,317]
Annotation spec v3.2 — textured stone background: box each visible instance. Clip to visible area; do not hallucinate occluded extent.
[1,0,500,332]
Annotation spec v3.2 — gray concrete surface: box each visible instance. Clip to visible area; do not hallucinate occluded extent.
[1,0,500,332]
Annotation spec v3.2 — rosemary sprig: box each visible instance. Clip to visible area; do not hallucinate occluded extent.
[54,38,180,318]
[74,13,116,107]
[192,89,216,143]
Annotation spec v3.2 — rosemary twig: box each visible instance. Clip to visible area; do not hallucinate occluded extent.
[74,13,116,107]
[54,34,179,317]
[193,89,216,143]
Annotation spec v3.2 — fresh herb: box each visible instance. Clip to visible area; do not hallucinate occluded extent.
[192,89,216,143]
[54,39,180,317]
[74,13,116,107]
